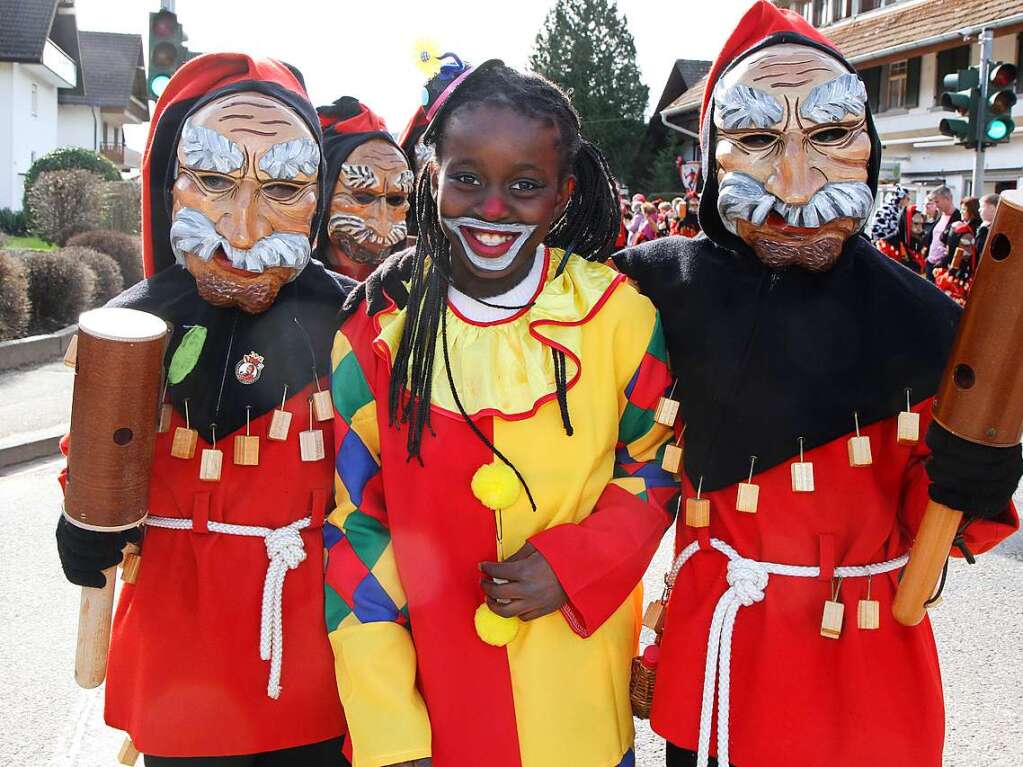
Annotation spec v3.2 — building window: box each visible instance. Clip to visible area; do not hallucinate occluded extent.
[31,83,38,116]
[887,61,908,109]
[812,0,852,26]
[935,45,972,105]
[861,66,882,113]
[1017,33,1023,93]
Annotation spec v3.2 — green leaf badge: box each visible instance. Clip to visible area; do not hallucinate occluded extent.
[168,325,207,385]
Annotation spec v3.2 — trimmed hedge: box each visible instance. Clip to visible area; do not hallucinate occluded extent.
[23,147,120,225]
[67,228,144,286]
[23,250,96,333]
[0,207,28,236]
[0,251,30,341]
[63,246,123,304]
[27,169,103,246]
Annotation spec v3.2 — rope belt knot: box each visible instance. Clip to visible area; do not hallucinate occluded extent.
[145,514,312,700]
[668,537,908,767]
[725,558,768,606]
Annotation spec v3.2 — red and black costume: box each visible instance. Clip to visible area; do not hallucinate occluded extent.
[59,54,350,763]
[615,5,1019,766]
[879,204,925,274]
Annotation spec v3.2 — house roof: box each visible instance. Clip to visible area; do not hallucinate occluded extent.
[60,30,147,117]
[0,0,59,62]
[651,58,711,114]
[663,0,1023,118]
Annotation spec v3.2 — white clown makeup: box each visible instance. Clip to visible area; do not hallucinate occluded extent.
[712,44,873,271]
[442,216,538,272]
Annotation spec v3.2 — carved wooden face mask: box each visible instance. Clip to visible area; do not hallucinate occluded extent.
[169,91,320,314]
[713,44,873,271]
[327,139,412,268]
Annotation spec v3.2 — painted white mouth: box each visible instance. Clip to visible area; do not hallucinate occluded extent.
[443,216,537,272]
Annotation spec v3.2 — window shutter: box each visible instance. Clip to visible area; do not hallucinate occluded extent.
[906,57,921,108]
[861,66,882,114]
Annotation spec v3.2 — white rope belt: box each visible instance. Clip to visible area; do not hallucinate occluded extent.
[668,538,909,767]
[145,514,312,700]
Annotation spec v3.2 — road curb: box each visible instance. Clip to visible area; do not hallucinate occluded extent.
[0,325,76,373]
[0,428,63,469]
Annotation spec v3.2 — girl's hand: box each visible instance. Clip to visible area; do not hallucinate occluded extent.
[480,543,568,621]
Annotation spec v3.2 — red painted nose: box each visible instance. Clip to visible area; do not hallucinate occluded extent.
[479,195,509,221]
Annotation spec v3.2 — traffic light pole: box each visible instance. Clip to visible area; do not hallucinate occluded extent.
[973,29,993,195]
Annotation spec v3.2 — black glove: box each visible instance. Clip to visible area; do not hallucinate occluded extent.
[55,516,141,588]
[925,421,1023,520]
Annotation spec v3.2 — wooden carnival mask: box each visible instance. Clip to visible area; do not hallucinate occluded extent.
[713,44,874,271]
[327,139,412,274]
[169,91,320,314]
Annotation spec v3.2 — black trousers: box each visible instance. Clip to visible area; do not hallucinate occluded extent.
[666,742,733,767]
[144,737,348,767]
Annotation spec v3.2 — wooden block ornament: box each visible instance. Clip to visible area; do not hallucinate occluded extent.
[170,399,197,459]
[300,397,326,462]
[857,599,880,630]
[268,385,292,441]
[848,412,872,467]
[312,387,333,422]
[200,424,223,481]
[736,456,759,513]
[654,380,680,427]
[63,333,78,368]
[117,736,140,765]
[121,552,142,585]
[642,600,665,632]
[820,600,845,639]
[897,389,920,445]
[233,406,259,466]
[791,437,814,493]
[157,403,172,434]
[821,577,844,639]
[685,477,710,528]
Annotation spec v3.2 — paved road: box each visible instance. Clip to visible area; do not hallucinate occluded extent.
[0,360,72,443]
[3,457,1020,766]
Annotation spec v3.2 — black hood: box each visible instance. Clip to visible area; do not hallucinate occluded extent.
[697,32,883,259]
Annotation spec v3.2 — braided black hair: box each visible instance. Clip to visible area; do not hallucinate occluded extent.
[388,61,622,471]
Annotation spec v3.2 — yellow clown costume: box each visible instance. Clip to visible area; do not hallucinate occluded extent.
[324,247,677,767]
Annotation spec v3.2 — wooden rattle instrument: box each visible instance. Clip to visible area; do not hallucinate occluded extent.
[893,191,1023,626]
[64,307,167,687]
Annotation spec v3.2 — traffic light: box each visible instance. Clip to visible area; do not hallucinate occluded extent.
[939,68,980,148]
[148,10,188,101]
[983,62,1017,144]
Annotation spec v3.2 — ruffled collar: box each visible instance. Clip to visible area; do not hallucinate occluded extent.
[373,247,624,420]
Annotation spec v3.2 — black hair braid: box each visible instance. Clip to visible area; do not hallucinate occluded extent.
[387,169,448,462]
[388,61,621,478]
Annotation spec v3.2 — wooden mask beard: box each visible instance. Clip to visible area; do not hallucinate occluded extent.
[169,91,320,314]
[326,139,413,274]
[713,44,874,272]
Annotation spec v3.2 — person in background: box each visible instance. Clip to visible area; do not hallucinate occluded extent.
[870,184,908,243]
[925,185,960,281]
[976,192,999,257]
[630,202,659,245]
[946,195,981,266]
[921,192,940,245]
[673,193,701,237]
[626,199,646,245]
[657,201,673,237]
[880,204,926,274]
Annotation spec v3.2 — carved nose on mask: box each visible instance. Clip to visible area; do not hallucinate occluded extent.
[765,141,823,207]
[218,182,271,250]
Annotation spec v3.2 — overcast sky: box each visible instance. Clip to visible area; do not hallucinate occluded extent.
[75,0,756,149]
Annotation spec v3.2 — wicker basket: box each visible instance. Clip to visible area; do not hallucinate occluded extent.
[630,654,657,719]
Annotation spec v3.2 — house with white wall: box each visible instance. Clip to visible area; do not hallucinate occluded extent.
[662,0,1023,203]
[0,0,147,211]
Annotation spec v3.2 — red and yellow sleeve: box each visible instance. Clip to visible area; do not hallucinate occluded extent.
[531,311,677,637]
[324,326,431,767]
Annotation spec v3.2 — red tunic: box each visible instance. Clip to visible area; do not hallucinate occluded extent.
[650,400,1018,766]
[102,382,344,757]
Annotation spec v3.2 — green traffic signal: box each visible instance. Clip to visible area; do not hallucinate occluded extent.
[149,74,171,99]
[148,10,187,101]
[985,115,1014,142]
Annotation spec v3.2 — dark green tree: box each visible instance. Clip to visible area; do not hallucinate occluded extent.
[642,136,686,198]
[529,0,648,185]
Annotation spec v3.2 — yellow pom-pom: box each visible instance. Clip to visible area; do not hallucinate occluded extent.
[471,462,521,511]
[474,603,520,646]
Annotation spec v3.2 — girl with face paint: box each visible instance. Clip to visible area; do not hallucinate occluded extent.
[323,61,678,767]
